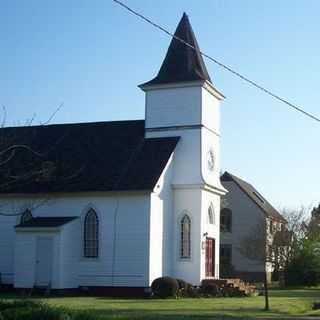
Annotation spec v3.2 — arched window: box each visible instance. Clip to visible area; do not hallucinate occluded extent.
[84,209,99,258]
[20,209,32,224]
[208,204,214,225]
[220,208,232,232]
[180,214,191,259]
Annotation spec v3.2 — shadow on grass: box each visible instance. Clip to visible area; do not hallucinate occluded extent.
[270,288,320,298]
[71,309,275,320]
[0,292,315,319]
[68,298,294,320]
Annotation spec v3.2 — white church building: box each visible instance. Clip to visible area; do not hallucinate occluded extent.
[0,13,227,293]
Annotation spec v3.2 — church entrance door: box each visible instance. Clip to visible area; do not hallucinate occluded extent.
[205,238,215,277]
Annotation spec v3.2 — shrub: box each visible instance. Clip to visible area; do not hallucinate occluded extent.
[285,253,320,287]
[0,300,70,320]
[285,238,320,287]
[176,279,194,297]
[72,312,99,320]
[0,299,40,311]
[313,302,320,310]
[185,286,201,298]
[176,278,188,290]
[151,277,179,298]
[200,282,220,297]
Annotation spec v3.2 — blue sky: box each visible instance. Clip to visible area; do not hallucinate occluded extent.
[1,0,319,209]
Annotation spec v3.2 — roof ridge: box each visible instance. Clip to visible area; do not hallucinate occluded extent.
[0,119,145,130]
[221,171,286,223]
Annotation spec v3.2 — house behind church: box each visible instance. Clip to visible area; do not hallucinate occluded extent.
[220,171,287,282]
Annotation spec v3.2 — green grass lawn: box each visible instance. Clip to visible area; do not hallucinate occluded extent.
[1,288,320,319]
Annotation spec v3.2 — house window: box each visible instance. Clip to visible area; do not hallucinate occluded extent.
[180,214,191,259]
[20,209,32,224]
[220,208,232,232]
[220,244,232,266]
[208,204,214,224]
[84,209,99,258]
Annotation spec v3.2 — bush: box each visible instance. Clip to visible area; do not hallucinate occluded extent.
[151,277,179,298]
[200,282,220,297]
[176,279,194,297]
[0,300,100,320]
[0,300,70,320]
[184,286,201,298]
[285,254,320,287]
[72,312,98,320]
[313,302,320,310]
[285,238,320,287]
[176,278,188,290]
[0,299,40,311]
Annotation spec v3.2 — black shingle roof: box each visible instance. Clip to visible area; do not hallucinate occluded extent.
[15,217,78,228]
[0,120,179,194]
[141,13,211,87]
[221,171,287,223]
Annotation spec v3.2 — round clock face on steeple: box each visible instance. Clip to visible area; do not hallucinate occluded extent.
[207,148,215,171]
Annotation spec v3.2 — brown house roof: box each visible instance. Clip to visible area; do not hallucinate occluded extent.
[221,171,287,223]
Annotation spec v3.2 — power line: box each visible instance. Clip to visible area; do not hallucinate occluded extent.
[112,0,320,123]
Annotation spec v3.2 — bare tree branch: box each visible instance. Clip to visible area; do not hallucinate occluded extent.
[1,105,7,128]
[40,103,63,125]
[0,144,45,157]
[0,105,79,218]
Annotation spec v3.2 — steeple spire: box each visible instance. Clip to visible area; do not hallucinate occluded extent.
[141,13,211,87]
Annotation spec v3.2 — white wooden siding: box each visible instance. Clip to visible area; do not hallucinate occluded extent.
[14,231,61,288]
[149,154,174,285]
[0,192,151,288]
[0,214,16,284]
[145,86,201,129]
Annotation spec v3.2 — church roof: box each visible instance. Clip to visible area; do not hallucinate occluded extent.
[15,216,78,228]
[0,120,179,194]
[221,171,287,223]
[141,13,211,87]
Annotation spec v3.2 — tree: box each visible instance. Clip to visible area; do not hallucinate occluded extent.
[0,105,66,218]
[240,206,320,291]
[275,207,308,272]
[308,204,320,240]
[238,217,270,311]
[237,208,306,311]
[284,204,320,286]
[285,236,320,286]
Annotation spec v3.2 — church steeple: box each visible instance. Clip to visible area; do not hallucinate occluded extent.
[141,13,211,87]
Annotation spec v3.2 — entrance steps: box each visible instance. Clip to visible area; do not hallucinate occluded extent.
[202,278,257,297]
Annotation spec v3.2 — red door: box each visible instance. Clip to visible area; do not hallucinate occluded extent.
[205,238,215,277]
